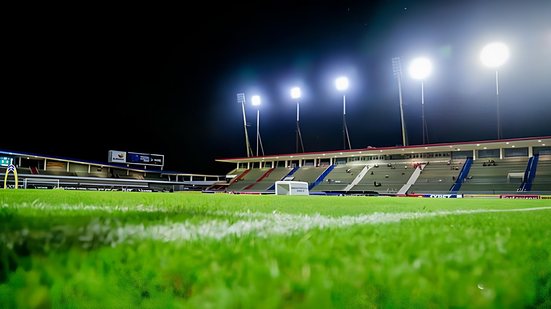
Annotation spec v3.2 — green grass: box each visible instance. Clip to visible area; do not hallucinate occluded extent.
[1,190,550,308]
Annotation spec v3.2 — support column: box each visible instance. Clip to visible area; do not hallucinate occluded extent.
[499,148,504,159]
[528,146,533,158]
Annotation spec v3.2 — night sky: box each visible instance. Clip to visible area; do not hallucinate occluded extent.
[4,1,551,175]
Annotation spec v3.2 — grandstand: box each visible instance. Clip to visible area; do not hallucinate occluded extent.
[216,136,551,195]
[0,149,224,191]
[3,136,549,195]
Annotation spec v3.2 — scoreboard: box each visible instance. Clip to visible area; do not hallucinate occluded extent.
[108,150,164,168]
[126,152,164,166]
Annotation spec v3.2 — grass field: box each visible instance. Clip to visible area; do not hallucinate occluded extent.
[1,190,550,308]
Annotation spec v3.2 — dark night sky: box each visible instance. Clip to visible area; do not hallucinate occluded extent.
[4,0,551,175]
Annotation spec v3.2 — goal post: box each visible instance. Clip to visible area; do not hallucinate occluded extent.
[274,181,309,195]
[23,178,60,189]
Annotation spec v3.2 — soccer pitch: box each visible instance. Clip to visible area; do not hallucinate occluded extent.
[1,190,550,308]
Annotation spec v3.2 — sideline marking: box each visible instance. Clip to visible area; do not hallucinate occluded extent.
[110,206,551,244]
[4,204,551,246]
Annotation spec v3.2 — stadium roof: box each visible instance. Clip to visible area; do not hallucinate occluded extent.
[216,136,551,164]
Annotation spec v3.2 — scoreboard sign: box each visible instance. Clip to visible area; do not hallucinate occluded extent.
[108,150,164,167]
[127,152,164,166]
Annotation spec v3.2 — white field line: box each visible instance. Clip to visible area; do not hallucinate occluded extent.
[1,203,172,213]
[4,203,551,245]
[108,206,551,245]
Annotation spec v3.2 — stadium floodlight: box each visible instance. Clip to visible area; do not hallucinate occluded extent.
[335,76,352,150]
[251,95,264,156]
[481,42,509,139]
[392,57,408,147]
[236,93,252,157]
[480,42,509,68]
[335,76,349,91]
[251,95,261,106]
[290,87,301,100]
[409,57,432,80]
[409,57,432,145]
[290,87,305,153]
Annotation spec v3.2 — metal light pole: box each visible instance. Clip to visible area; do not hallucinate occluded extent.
[290,87,305,153]
[392,57,408,146]
[236,93,252,157]
[335,76,351,150]
[409,57,432,145]
[251,95,264,156]
[481,42,509,140]
[421,80,428,145]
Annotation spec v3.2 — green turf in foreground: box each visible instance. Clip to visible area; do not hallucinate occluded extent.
[1,190,550,308]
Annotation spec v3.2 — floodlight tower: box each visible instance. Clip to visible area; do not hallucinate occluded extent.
[392,57,408,146]
[335,76,352,150]
[236,93,252,157]
[290,87,305,153]
[409,57,432,145]
[251,95,264,156]
[480,42,509,140]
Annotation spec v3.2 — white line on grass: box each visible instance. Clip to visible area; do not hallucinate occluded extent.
[5,203,551,246]
[1,203,171,213]
[108,206,551,245]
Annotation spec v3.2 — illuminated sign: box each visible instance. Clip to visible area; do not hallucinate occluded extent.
[108,151,164,167]
[127,152,164,166]
[0,157,13,167]
[108,150,127,163]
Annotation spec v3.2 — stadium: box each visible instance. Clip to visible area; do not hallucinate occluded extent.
[2,121,550,309]
[2,135,550,196]
[2,3,551,309]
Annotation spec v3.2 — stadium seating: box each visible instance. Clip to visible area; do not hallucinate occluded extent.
[241,167,293,192]
[530,157,551,193]
[219,156,551,195]
[408,161,460,194]
[312,164,366,192]
[459,158,529,193]
[352,162,416,194]
[226,168,268,192]
[289,166,326,185]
